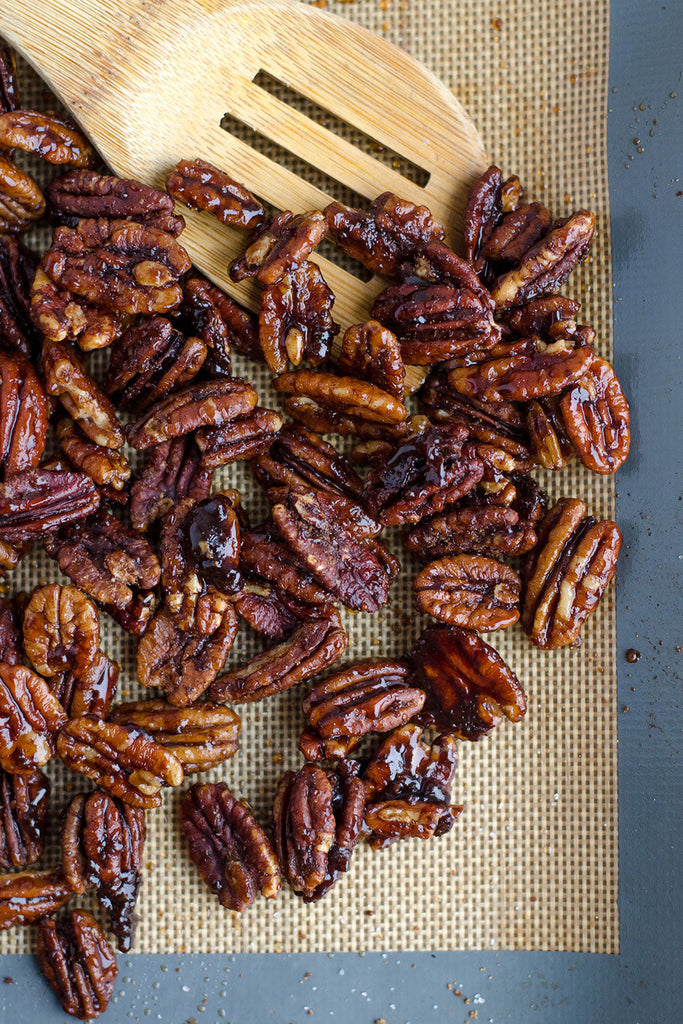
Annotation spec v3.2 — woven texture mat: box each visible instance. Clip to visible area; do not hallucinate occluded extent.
[2,0,617,955]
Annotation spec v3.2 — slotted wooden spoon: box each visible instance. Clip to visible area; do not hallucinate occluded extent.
[2,0,487,385]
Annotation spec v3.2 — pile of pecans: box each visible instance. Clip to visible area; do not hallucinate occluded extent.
[0,42,629,1019]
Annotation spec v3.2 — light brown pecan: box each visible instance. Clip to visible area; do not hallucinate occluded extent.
[0,153,45,233]
[42,340,124,448]
[182,781,280,911]
[211,611,347,705]
[0,235,36,358]
[231,210,328,284]
[259,261,339,374]
[274,760,365,902]
[0,351,48,476]
[57,417,131,492]
[559,353,630,473]
[23,583,100,679]
[336,319,406,397]
[415,555,521,631]
[273,368,408,439]
[0,868,72,930]
[57,717,184,808]
[38,909,117,1019]
[0,467,100,543]
[0,768,49,869]
[0,110,95,166]
[31,268,129,350]
[325,191,445,277]
[126,377,258,449]
[129,436,212,531]
[0,44,20,113]
[253,423,363,500]
[110,700,240,773]
[410,624,526,740]
[49,652,119,721]
[42,218,191,315]
[167,158,265,229]
[0,665,67,772]
[48,169,185,234]
[239,523,333,606]
[526,397,576,470]
[182,273,262,369]
[195,406,283,469]
[521,497,622,649]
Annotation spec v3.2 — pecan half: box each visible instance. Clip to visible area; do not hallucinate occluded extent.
[336,319,406,397]
[253,423,363,499]
[0,235,36,358]
[0,351,48,476]
[23,583,100,679]
[61,790,145,951]
[49,652,119,721]
[48,169,184,234]
[231,580,316,642]
[195,406,283,469]
[57,717,184,808]
[501,293,581,338]
[0,467,100,542]
[31,267,128,350]
[210,611,347,705]
[521,497,622,649]
[167,158,265,229]
[0,768,49,869]
[415,555,521,631]
[111,700,240,773]
[325,192,445,277]
[182,781,280,911]
[410,624,526,740]
[126,377,258,449]
[0,44,20,113]
[0,868,72,930]
[260,261,339,374]
[464,165,520,272]
[526,397,576,470]
[559,353,630,473]
[482,202,551,264]
[57,417,131,491]
[43,339,124,448]
[0,110,94,166]
[0,153,45,233]
[273,368,408,439]
[38,910,117,1019]
[0,665,67,772]
[231,210,328,284]
[0,597,21,664]
[129,436,212,531]
[274,761,365,902]
[182,273,262,368]
[239,523,333,606]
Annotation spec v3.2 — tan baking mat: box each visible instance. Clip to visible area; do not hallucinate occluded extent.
[2,0,617,954]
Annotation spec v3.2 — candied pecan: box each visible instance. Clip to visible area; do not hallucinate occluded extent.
[42,340,124,448]
[0,868,72,929]
[49,652,119,720]
[410,624,526,740]
[23,583,99,679]
[56,418,130,493]
[491,210,596,308]
[43,218,191,315]
[464,165,513,271]
[253,423,363,499]
[559,353,630,473]
[231,580,316,642]
[501,293,581,338]
[44,508,160,635]
[526,397,575,469]
[0,44,19,113]
[48,169,184,234]
[137,605,237,706]
[239,523,332,606]
[130,436,212,531]
[231,209,328,285]
[300,659,425,762]
[448,336,595,403]
[0,768,49,869]
[57,717,184,808]
[325,191,445,277]
[126,377,257,449]
[362,424,484,526]
[38,909,117,1019]
[521,497,622,649]
[0,351,48,475]
[0,597,21,664]
[31,267,128,350]
[111,700,240,774]
[482,202,551,264]
[274,761,365,902]
[415,555,521,631]
[211,611,347,704]
[260,261,338,374]
[182,781,280,911]
[167,158,265,229]
[363,724,461,849]
[0,236,36,358]
[0,538,26,575]
[336,319,406,398]
[0,110,94,166]
[0,152,45,232]
[195,406,283,469]
[273,368,408,439]
[0,467,99,542]
[182,273,261,369]
[0,665,67,772]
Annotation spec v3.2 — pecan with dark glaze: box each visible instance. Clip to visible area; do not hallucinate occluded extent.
[43,340,124,448]
[57,418,131,492]
[230,580,316,642]
[239,523,333,607]
[0,153,45,233]
[231,210,328,284]
[0,44,20,113]
[182,273,262,369]
[167,158,265,230]
[410,624,526,740]
[61,790,145,951]
[0,664,67,772]
[559,353,630,474]
[253,423,363,499]
[31,268,129,350]
[0,467,100,542]
[336,319,406,397]
[111,700,240,774]
[463,164,522,273]
[49,652,119,721]
[182,781,280,911]
[23,583,100,680]
[482,201,551,265]
[274,761,365,902]
[260,261,338,374]
[38,909,117,1019]
[0,236,36,358]
[526,397,576,470]
[415,554,521,631]
[0,868,72,930]
[0,351,48,476]
[501,293,582,339]
[126,377,257,449]
[129,436,212,532]
[195,406,283,469]
[48,169,185,234]
[0,110,95,166]
[0,596,22,664]
[0,768,49,869]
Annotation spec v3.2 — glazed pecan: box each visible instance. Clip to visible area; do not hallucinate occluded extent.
[0,538,26,575]
[126,377,258,449]
[44,508,161,635]
[48,169,185,234]
[336,319,406,397]
[105,315,207,412]
[111,700,240,773]
[325,191,445,277]
[274,761,365,902]
[490,210,596,308]
[0,665,67,772]
[0,868,72,930]
[482,201,551,264]
[57,417,131,492]
[0,597,22,664]
[260,261,339,374]
[0,44,19,113]
[57,717,184,808]
[210,611,347,705]
[501,293,582,338]
[363,724,461,849]
[0,467,100,542]
[195,406,283,469]
[0,768,49,869]
[43,340,124,448]
[300,658,425,762]
[137,606,238,706]
[167,158,265,229]
[38,910,117,1019]
[526,397,576,470]
[61,790,145,951]
[410,624,526,740]
[239,523,333,607]
[253,423,363,499]
[182,781,280,911]
[0,110,95,166]
[362,424,484,526]
[31,267,128,350]
[0,153,45,232]
[231,580,316,642]
[23,583,100,679]
[42,218,191,315]
[182,273,262,369]
[231,210,328,284]
[464,165,522,272]
[273,368,408,439]
[559,353,630,473]
[521,497,622,649]
[49,652,119,721]
[129,435,212,531]
[415,554,521,632]
[0,236,36,358]
[0,351,48,476]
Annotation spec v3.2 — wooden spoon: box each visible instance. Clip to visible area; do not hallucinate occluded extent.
[2,0,487,383]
